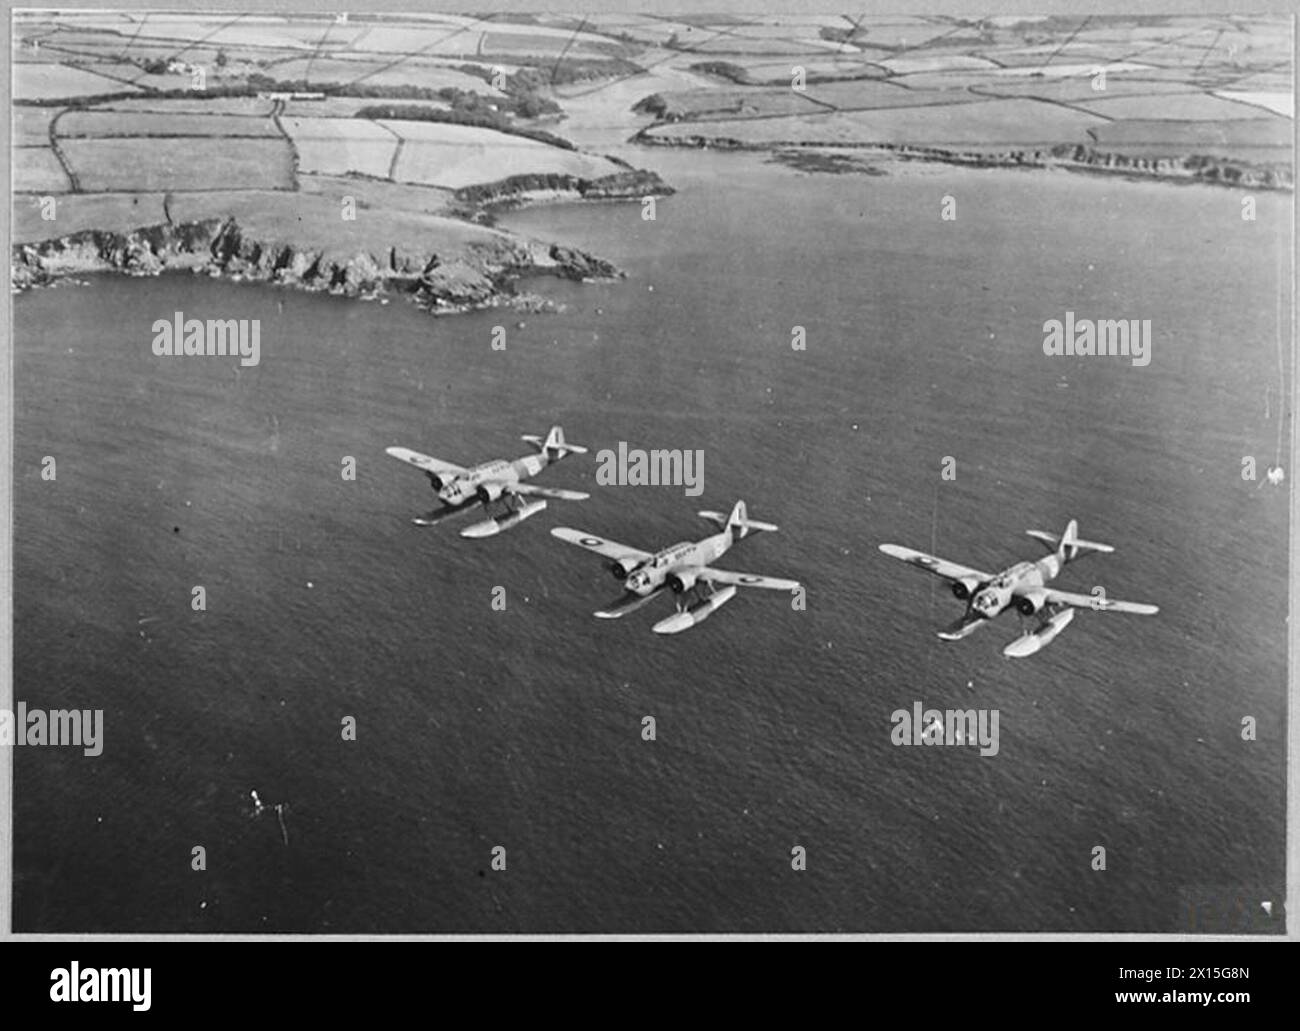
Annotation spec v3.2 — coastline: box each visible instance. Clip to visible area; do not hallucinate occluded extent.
[633,131,1295,192]
[12,167,675,313]
[11,210,629,315]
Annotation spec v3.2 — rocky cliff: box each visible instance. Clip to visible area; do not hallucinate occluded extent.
[12,216,624,312]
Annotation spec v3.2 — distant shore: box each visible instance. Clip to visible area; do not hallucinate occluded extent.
[634,131,1294,192]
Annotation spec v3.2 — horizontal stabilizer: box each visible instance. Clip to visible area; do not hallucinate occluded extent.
[1025,529,1114,554]
[523,426,588,457]
[522,435,590,455]
[700,502,778,536]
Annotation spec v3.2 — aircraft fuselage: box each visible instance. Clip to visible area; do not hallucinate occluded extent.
[623,530,732,596]
[438,452,550,505]
[968,553,1064,619]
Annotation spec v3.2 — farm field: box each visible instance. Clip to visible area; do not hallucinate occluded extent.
[56,110,282,137]
[60,137,295,191]
[643,98,1109,148]
[11,10,1293,307]
[613,13,1290,190]
[15,62,141,99]
[10,10,683,319]
[13,147,71,192]
[1214,91,1294,118]
[391,140,617,189]
[265,57,503,94]
[1088,118,1293,150]
[95,96,279,116]
[12,191,167,240]
[1073,91,1284,120]
[279,116,461,181]
[14,106,59,145]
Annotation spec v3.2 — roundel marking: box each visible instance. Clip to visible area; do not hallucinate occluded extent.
[580,537,603,547]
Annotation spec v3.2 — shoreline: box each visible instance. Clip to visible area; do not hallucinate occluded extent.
[449,167,675,221]
[11,167,676,313]
[632,132,1294,193]
[11,214,626,315]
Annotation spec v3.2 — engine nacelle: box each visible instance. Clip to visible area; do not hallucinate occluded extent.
[427,472,447,491]
[476,482,505,504]
[1015,590,1048,616]
[667,571,698,594]
[609,561,631,581]
[951,577,981,601]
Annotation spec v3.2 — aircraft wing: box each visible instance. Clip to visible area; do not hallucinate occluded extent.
[697,568,802,591]
[878,544,991,582]
[385,446,467,478]
[513,483,590,502]
[550,527,652,565]
[1040,589,1159,615]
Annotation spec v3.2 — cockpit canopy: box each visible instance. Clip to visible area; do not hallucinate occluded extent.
[651,543,690,569]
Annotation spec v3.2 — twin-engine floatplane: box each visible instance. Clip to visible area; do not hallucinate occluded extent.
[550,501,802,635]
[385,426,589,538]
[879,519,1158,658]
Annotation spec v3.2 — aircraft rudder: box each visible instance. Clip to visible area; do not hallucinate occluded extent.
[727,500,749,540]
[541,425,587,459]
[1060,518,1080,561]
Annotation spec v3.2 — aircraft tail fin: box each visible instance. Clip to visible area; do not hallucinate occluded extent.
[1059,519,1080,562]
[522,425,588,460]
[1026,520,1115,562]
[701,500,779,540]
